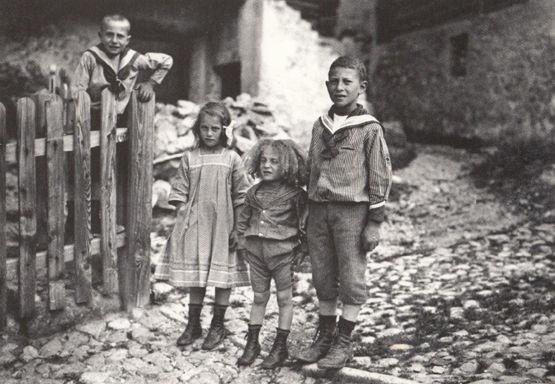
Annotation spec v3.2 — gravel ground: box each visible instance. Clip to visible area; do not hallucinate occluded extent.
[1,145,553,384]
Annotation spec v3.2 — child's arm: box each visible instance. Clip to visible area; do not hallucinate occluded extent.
[230,152,251,249]
[134,53,173,102]
[235,193,252,250]
[72,52,95,93]
[293,191,309,266]
[168,153,190,210]
[363,123,392,251]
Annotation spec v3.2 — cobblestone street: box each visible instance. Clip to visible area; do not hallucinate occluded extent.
[1,146,553,384]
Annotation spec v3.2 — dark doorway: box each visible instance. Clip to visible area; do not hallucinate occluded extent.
[216,62,241,99]
[131,36,190,103]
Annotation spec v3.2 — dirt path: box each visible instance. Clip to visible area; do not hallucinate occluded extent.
[1,145,553,384]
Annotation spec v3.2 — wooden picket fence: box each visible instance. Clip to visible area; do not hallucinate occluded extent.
[0,88,154,331]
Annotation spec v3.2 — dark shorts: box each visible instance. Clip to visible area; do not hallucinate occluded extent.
[245,239,294,293]
[307,202,369,305]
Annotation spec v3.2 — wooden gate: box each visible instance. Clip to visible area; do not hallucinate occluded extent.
[0,89,154,330]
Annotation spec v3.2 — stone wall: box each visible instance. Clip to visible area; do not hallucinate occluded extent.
[372,0,555,146]
[257,0,341,147]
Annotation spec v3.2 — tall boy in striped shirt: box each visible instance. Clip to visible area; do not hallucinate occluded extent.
[296,56,392,369]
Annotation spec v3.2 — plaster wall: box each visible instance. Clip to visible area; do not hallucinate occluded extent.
[258,0,341,147]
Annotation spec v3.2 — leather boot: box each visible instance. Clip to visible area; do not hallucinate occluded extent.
[317,317,355,369]
[237,324,262,366]
[176,303,203,346]
[261,328,289,369]
[201,304,228,350]
[295,315,336,363]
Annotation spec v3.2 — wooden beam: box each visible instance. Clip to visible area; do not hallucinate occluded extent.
[0,103,6,330]
[46,96,66,311]
[73,91,93,305]
[124,93,154,309]
[17,97,37,320]
[6,233,127,282]
[100,89,118,295]
[3,128,128,164]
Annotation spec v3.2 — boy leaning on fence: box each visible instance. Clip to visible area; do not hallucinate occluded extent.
[73,14,173,116]
[67,14,173,236]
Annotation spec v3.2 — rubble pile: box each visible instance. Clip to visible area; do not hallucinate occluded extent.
[153,93,291,165]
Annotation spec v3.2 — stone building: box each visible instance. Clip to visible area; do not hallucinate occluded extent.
[0,0,340,143]
[304,0,554,147]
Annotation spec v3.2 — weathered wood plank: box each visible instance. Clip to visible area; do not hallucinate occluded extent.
[0,103,7,330]
[6,232,126,282]
[46,95,65,311]
[124,94,154,309]
[4,128,128,163]
[32,93,51,252]
[73,91,93,304]
[17,97,37,319]
[100,89,118,295]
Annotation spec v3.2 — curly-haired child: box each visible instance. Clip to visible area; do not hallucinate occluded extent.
[236,139,308,369]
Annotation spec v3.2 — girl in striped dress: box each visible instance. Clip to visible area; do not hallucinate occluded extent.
[155,102,250,350]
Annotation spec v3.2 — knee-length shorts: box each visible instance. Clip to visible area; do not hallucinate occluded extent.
[307,202,369,305]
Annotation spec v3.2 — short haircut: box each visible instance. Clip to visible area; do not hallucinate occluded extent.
[192,102,232,148]
[101,14,131,33]
[328,56,367,82]
[246,139,308,187]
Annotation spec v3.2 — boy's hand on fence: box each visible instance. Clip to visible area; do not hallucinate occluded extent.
[137,81,155,102]
[361,221,381,252]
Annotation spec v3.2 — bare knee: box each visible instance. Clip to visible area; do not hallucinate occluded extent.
[276,288,293,309]
[253,290,270,306]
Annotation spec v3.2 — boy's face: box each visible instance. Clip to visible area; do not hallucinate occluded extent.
[326,66,367,113]
[99,20,131,57]
[260,146,282,182]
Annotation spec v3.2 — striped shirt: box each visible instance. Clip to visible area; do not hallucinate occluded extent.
[307,106,392,222]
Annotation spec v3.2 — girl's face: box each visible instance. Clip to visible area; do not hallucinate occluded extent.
[259,146,282,182]
[199,114,223,148]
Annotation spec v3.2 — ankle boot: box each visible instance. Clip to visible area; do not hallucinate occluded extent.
[295,315,336,363]
[177,303,203,346]
[202,304,228,350]
[237,324,262,366]
[317,317,355,369]
[261,328,289,369]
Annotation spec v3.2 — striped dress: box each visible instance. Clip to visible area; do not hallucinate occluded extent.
[155,148,251,288]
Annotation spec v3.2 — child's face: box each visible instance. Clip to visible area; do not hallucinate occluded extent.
[199,114,223,148]
[326,66,367,113]
[99,20,131,57]
[259,146,282,182]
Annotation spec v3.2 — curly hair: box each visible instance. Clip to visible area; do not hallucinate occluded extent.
[192,102,231,148]
[245,139,308,187]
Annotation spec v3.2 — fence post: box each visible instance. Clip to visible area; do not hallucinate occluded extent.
[17,97,37,319]
[46,96,65,311]
[124,93,154,309]
[100,89,118,295]
[32,93,50,251]
[0,102,6,330]
[73,91,93,304]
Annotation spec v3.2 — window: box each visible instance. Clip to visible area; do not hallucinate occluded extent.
[215,62,241,99]
[450,33,469,77]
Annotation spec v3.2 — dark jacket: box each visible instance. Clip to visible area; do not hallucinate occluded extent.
[237,182,307,256]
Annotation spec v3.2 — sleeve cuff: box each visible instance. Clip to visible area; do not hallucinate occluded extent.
[367,205,385,223]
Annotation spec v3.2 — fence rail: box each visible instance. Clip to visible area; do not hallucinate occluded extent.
[0,89,154,330]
